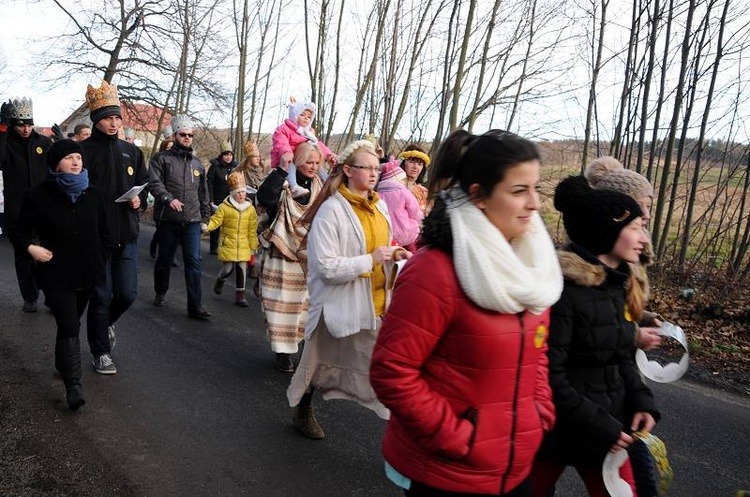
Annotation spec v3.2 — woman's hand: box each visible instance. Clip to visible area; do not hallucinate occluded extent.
[631,411,657,433]
[392,247,412,261]
[636,326,662,350]
[371,246,395,265]
[609,431,634,453]
[28,244,53,263]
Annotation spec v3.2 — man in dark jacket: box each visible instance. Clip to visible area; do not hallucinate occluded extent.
[0,97,52,312]
[148,115,211,320]
[206,141,235,254]
[80,81,148,375]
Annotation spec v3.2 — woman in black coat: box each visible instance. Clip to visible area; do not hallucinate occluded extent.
[531,176,660,497]
[11,140,110,410]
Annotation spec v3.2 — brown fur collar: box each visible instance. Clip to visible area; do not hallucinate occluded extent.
[557,250,607,287]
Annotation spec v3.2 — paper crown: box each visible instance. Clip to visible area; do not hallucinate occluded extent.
[9,97,33,120]
[85,80,120,111]
[171,114,194,133]
[220,140,233,153]
[227,171,246,194]
[243,140,259,157]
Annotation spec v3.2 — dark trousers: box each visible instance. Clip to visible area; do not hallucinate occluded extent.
[530,459,636,497]
[209,228,220,253]
[45,289,91,340]
[87,241,138,357]
[406,478,530,497]
[13,243,39,303]
[154,221,203,311]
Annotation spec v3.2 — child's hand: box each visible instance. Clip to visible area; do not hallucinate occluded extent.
[280,153,294,169]
[326,153,338,166]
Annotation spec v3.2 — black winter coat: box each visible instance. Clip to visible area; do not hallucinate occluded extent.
[256,168,312,223]
[11,180,110,291]
[207,157,235,205]
[148,142,210,224]
[0,127,52,228]
[80,127,148,244]
[536,243,660,467]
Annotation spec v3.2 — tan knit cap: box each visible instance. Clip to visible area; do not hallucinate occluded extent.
[585,156,654,199]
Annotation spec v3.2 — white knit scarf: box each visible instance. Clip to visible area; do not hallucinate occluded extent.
[297,124,319,145]
[447,189,563,314]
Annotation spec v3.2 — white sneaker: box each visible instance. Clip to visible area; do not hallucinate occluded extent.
[290,185,310,198]
[108,325,116,350]
[93,354,117,375]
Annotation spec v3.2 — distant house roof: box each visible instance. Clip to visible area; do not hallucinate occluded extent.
[60,102,172,133]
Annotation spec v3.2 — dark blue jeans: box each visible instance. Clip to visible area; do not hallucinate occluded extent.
[87,241,139,357]
[154,221,203,312]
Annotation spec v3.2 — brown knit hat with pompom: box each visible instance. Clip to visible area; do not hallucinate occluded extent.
[585,156,654,200]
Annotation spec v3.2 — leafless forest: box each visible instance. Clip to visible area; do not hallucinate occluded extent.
[31,0,750,284]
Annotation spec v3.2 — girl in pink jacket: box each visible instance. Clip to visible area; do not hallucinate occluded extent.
[271,99,337,198]
[376,161,422,250]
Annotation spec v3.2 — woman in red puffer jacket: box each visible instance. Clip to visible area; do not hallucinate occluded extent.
[370,129,564,497]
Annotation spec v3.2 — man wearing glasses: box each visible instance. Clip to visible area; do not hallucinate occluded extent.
[81,81,148,375]
[148,115,212,320]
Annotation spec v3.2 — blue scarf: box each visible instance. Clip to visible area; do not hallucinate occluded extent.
[48,168,90,204]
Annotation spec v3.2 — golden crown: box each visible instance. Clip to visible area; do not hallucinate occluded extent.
[86,80,120,111]
[227,171,246,192]
[10,97,33,120]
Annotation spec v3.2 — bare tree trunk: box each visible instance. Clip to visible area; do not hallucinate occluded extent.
[507,0,537,131]
[611,0,640,158]
[646,0,674,183]
[581,0,609,174]
[431,1,461,153]
[679,0,729,267]
[448,0,477,131]
[636,0,661,174]
[652,0,696,258]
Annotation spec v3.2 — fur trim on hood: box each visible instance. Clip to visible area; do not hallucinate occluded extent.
[557,250,607,287]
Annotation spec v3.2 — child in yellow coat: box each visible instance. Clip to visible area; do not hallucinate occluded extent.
[207,172,259,306]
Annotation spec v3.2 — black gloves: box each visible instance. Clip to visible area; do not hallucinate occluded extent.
[0,101,14,126]
[52,123,64,141]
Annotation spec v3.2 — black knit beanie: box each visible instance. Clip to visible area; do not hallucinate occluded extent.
[90,105,122,124]
[554,175,643,256]
[47,139,84,170]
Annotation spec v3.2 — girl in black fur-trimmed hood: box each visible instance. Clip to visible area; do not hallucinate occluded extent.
[530,175,660,497]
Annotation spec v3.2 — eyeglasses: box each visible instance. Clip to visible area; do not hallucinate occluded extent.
[348,164,382,173]
[178,133,194,138]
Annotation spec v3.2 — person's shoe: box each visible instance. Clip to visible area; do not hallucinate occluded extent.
[290,185,310,198]
[22,300,38,313]
[108,325,116,351]
[293,405,325,440]
[188,308,212,320]
[93,354,117,375]
[275,353,295,373]
[235,290,249,307]
[153,293,166,307]
[214,278,224,295]
[66,385,86,411]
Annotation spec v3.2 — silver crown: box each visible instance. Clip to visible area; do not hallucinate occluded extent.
[171,114,194,133]
[10,97,33,120]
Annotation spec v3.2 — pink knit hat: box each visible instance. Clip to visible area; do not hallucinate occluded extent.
[379,161,406,183]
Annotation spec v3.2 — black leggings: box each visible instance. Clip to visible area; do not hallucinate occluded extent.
[45,289,91,340]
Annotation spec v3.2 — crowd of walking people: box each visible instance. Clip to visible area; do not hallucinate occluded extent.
[0,81,668,496]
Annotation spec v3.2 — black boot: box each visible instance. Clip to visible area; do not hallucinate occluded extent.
[55,338,86,411]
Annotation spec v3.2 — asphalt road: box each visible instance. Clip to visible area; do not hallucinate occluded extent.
[0,224,748,496]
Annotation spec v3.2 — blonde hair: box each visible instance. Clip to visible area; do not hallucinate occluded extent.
[300,140,377,226]
[293,141,322,167]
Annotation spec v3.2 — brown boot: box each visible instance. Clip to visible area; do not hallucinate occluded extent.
[235,290,249,307]
[293,405,325,440]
